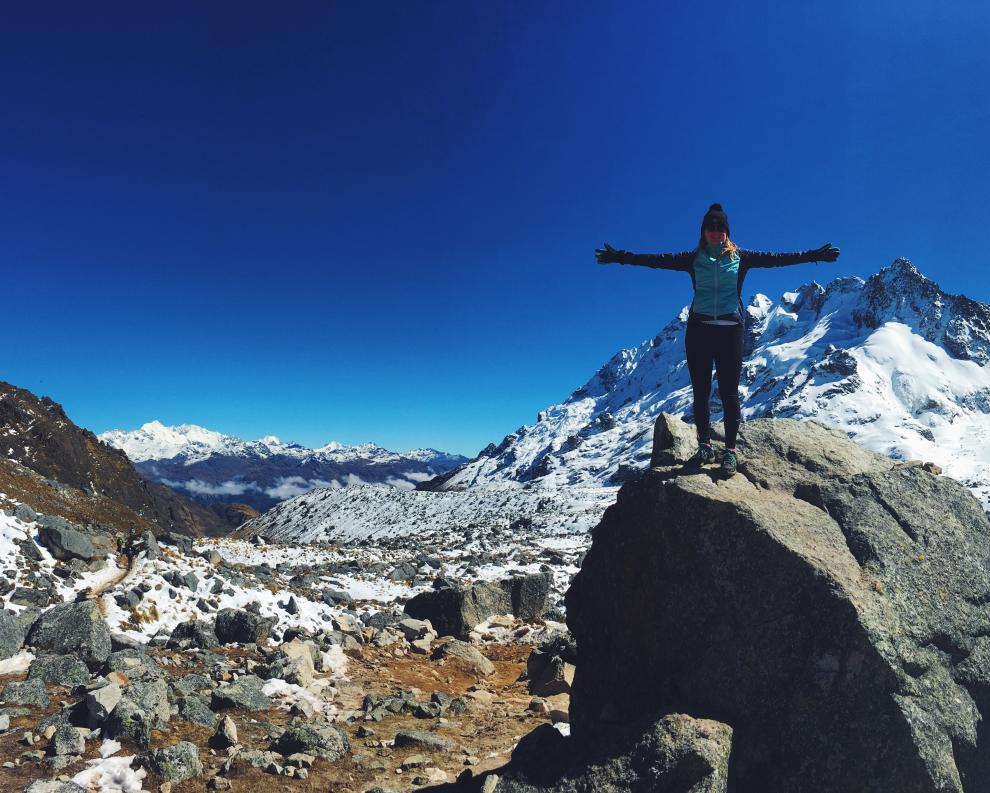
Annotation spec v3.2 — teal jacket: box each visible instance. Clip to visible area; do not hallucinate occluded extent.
[610,243,830,322]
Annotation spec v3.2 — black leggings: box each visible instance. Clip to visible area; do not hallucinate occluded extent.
[684,321,743,448]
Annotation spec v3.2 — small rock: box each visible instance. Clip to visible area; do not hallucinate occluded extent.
[50,724,85,756]
[392,729,456,752]
[144,740,203,782]
[431,640,495,677]
[2,679,49,707]
[210,715,238,749]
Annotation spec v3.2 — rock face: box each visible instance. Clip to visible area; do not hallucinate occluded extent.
[564,416,990,793]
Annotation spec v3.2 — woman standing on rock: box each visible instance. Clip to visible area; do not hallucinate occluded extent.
[595,203,840,476]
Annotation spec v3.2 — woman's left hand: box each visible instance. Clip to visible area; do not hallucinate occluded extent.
[811,243,840,262]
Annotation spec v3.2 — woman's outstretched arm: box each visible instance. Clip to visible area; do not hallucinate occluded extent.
[739,243,840,269]
[595,243,694,272]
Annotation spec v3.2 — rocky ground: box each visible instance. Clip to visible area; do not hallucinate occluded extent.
[0,503,578,793]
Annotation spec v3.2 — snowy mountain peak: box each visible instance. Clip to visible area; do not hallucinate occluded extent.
[432,259,990,512]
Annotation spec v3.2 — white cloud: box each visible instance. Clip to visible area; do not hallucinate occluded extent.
[264,477,335,500]
[162,478,259,496]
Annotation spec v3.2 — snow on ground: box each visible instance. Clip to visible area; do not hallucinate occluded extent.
[1,510,128,612]
[243,480,612,545]
[72,754,145,793]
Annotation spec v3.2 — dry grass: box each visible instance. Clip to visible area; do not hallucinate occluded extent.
[120,603,160,632]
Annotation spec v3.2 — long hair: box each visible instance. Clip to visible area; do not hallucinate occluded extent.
[696,234,739,258]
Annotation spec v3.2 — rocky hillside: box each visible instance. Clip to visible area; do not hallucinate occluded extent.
[0,490,571,792]
[99,421,469,513]
[428,259,990,511]
[0,381,233,537]
[446,416,990,792]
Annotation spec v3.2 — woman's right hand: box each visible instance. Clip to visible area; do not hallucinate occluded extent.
[595,243,620,264]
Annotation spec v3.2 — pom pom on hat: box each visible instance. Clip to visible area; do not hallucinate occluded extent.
[702,203,730,236]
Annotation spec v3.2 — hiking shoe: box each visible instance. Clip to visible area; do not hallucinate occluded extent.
[721,449,738,477]
[693,443,716,465]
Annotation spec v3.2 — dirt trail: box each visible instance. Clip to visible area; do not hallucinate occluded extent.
[88,552,138,616]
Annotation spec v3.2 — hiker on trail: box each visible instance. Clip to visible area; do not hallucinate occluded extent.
[595,203,840,477]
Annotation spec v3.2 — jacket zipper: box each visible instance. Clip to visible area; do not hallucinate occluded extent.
[713,249,719,316]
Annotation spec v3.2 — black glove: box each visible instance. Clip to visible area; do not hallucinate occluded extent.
[595,243,622,264]
[810,243,840,262]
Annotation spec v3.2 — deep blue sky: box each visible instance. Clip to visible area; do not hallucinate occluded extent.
[3,1,988,456]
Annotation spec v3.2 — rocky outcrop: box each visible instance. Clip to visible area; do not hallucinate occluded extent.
[561,416,990,792]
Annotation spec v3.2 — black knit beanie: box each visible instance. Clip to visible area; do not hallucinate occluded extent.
[701,203,730,236]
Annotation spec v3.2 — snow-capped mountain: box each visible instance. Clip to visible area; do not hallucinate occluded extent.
[98,422,469,512]
[429,258,990,510]
[215,258,990,548]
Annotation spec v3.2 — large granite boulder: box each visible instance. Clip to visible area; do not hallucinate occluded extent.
[36,517,107,561]
[404,572,552,637]
[558,417,990,793]
[214,608,276,645]
[26,601,111,669]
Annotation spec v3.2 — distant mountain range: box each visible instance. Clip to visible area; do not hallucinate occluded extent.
[243,258,990,546]
[0,381,236,536]
[98,422,469,513]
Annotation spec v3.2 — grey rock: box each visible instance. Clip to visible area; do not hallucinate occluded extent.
[49,724,85,756]
[2,679,49,707]
[650,412,699,467]
[26,601,111,669]
[215,608,276,645]
[404,572,553,637]
[480,715,732,793]
[85,683,122,722]
[109,632,143,652]
[28,655,90,688]
[565,416,990,793]
[159,532,193,555]
[104,697,152,746]
[172,673,211,696]
[392,729,455,752]
[14,504,37,523]
[106,649,163,681]
[166,619,219,650]
[142,531,162,560]
[210,714,238,748]
[37,521,103,562]
[22,782,87,793]
[10,587,51,608]
[125,679,170,726]
[211,675,272,711]
[0,609,29,660]
[144,740,203,782]
[178,695,217,727]
[271,723,350,761]
[431,640,495,677]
